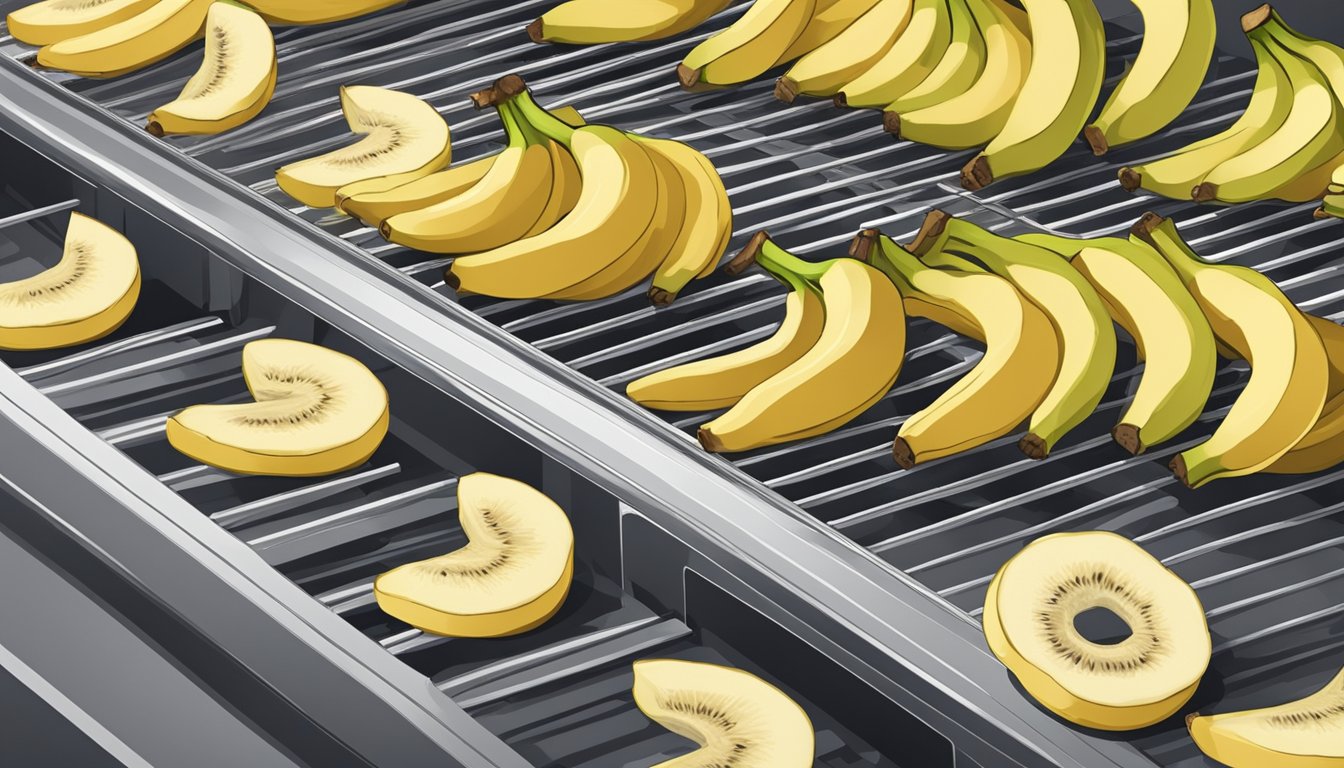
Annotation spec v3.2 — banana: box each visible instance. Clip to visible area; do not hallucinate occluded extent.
[1016,231,1218,453]
[638,136,732,306]
[881,0,987,115]
[382,97,558,254]
[145,4,275,137]
[854,229,1058,467]
[1118,37,1294,199]
[36,0,211,78]
[775,0,914,103]
[1193,24,1344,204]
[960,0,1105,190]
[677,0,816,89]
[698,237,904,452]
[443,78,660,299]
[1319,193,1344,220]
[528,0,731,44]
[1188,665,1344,768]
[627,233,826,410]
[240,0,404,25]
[1133,213,1330,488]
[833,0,951,109]
[883,0,1029,148]
[1083,0,1216,155]
[1266,315,1344,474]
[911,211,1117,459]
[773,0,883,64]
[6,0,156,46]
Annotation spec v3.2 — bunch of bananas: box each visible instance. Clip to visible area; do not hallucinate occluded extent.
[630,210,1344,487]
[1123,6,1344,209]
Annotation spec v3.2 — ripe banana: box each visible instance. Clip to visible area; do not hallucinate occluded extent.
[1118,37,1294,199]
[961,0,1105,190]
[854,229,1058,467]
[912,212,1117,459]
[1133,213,1329,488]
[833,0,951,109]
[1193,23,1344,204]
[698,236,905,452]
[774,0,884,64]
[775,0,914,103]
[1083,0,1216,155]
[36,0,211,78]
[627,233,826,410]
[638,136,732,306]
[884,0,1029,148]
[1266,315,1344,474]
[882,0,987,115]
[444,78,660,299]
[241,0,404,25]
[1016,231,1218,453]
[528,0,731,44]
[1188,665,1344,768]
[6,0,156,46]
[146,4,275,137]
[677,0,816,89]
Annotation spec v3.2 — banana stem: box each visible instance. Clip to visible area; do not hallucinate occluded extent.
[511,88,577,146]
[1131,213,1205,282]
[865,232,925,296]
[756,237,830,286]
[496,100,531,149]
[757,254,816,296]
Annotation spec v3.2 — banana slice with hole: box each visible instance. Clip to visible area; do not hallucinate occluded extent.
[166,339,389,477]
[5,0,158,46]
[0,212,140,351]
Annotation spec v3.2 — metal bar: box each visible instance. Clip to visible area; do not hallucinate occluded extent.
[1189,535,1344,591]
[1133,467,1344,545]
[601,325,776,388]
[1205,565,1344,620]
[0,198,80,230]
[16,317,224,380]
[1215,604,1344,654]
[246,478,458,552]
[211,463,403,530]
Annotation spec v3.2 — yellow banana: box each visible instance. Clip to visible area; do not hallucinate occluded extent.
[1266,315,1344,474]
[677,0,817,89]
[775,0,914,103]
[884,0,1029,148]
[627,233,826,410]
[698,237,905,452]
[528,0,731,44]
[882,0,987,115]
[242,0,404,25]
[1083,0,1216,154]
[912,211,1117,459]
[1016,231,1218,453]
[834,0,951,109]
[772,0,883,65]
[1189,665,1344,768]
[146,4,275,137]
[523,139,583,238]
[36,0,211,78]
[855,229,1058,467]
[638,136,732,306]
[961,0,1105,189]
[1133,213,1330,488]
[6,0,156,46]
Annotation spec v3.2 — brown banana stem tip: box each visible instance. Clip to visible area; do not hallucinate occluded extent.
[1191,182,1217,203]
[1111,424,1145,456]
[697,428,724,452]
[676,63,701,90]
[146,121,165,138]
[774,77,798,104]
[907,209,951,256]
[1083,125,1109,156]
[648,287,676,307]
[470,74,527,108]
[1018,433,1049,460]
[1185,713,1201,729]
[882,111,901,137]
[961,155,992,191]
[526,18,544,43]
[724,231,769,276]
[1316,207,1331,220]
[1241,3,1272,32]
[378,219,393,239]
[1118,167,1142,192]
[849,228,880,261]
[1130,211,1166,239]
[832,92,849,109]
[442,266,462,292]
[1170,453,1193,488]
[892,437,916,469]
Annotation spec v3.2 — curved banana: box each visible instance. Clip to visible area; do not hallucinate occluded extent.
[677,0,817,89]
[1266,315,1344,474]
[884,0,1029,148]
[856,229,1058,467]
[775,0,914,103]
[882,0,987,115]
[773,0,883,65]
[444,79,660,299]
[1133,213,1329,488]
[36,0,212,78]
[912,212,1117,459]
[241,0,403,25]
[698,237,905,452]
[1189,665,1344,768]
[1017,231,1218,453]
[528,0,730,44]
[1118,36,1293,199]
[961,0,1105,190]
[1193,23,1344,204]
[1084,0,1215,155]
[833,0,951,109]
[146,4,275,137]
[628,234,826,410]
[638,136,732,306]
[6,0,156,46]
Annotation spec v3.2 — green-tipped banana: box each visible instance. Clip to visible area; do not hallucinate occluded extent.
[775,0,914,102]
[833,0,951,109]
[881,0,986,115]
[1016,232,1218,453]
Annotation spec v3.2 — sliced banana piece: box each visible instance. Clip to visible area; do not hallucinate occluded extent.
[1189,665,1344,767]
[36,0,213,78]
[0,212,140,351]
[6,0,157,46]
[166,339,390,477]
[373,472,574,637]
[147,3,276,137]
[276,86,452,208]
[633,659,814,767]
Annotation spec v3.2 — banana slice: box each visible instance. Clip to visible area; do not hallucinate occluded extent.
[147,4,276,137]
[1189,665,1344,767]
[243,0,404,25]
[633,659,814,767]
[6,0,157,46]
[374,472,574,638]
[36,0,213,78]
[276,86,452,208]
[0,212,140,351]
[166,339,390,477]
